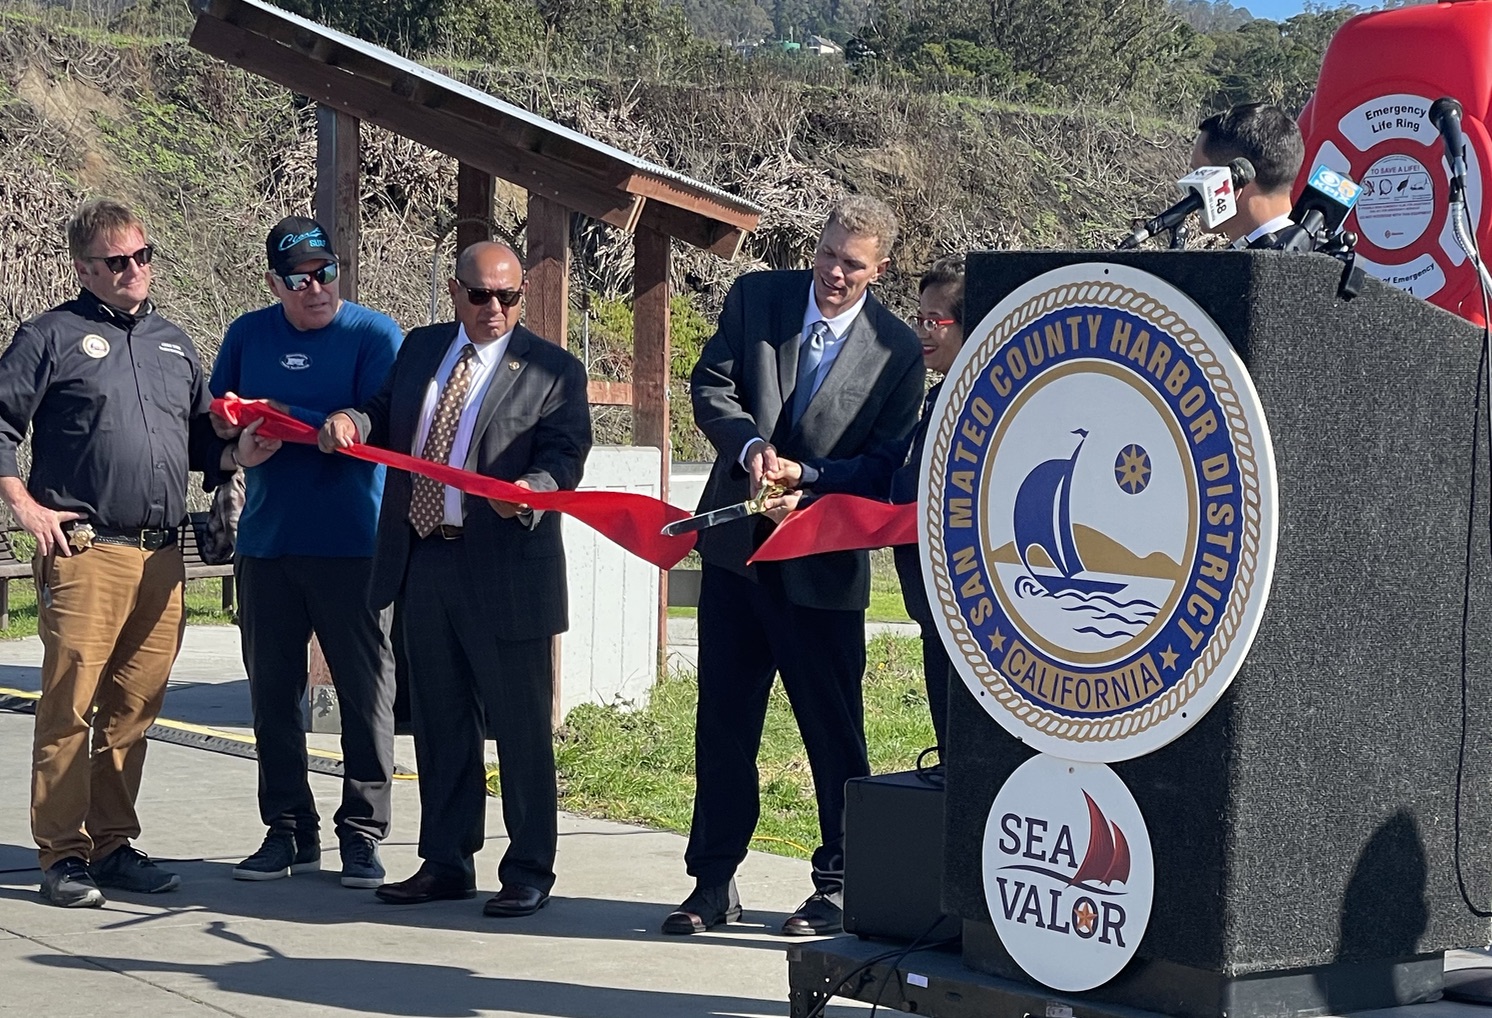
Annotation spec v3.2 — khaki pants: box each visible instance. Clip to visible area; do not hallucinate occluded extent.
[31,542,185,871]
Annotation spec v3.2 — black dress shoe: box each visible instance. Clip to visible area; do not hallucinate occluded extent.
[782,891,843,936]
[374,867,476,905]
[661,879,742,935]
[483,883,550,917]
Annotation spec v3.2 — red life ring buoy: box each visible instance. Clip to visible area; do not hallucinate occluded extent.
[1299,0,1492,323]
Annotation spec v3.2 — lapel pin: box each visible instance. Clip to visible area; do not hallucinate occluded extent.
[508,360,520,370]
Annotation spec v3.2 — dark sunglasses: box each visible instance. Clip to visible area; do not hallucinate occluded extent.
[279,263,339,291]
[458,281,523,307]
[86,245,153,274]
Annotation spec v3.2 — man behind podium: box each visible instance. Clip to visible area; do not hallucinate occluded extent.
[318,241,591,918]
[1192,102,1305,248]
[666,196,923,937]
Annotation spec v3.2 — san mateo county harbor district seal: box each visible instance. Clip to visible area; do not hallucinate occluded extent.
[920,263,1278,762]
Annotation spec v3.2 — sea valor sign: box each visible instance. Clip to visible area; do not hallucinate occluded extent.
[984,754,1154,991]
[921,262,1278,761]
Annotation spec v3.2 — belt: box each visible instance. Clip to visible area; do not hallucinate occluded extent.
[427,525,464,540]
[71,524,178,551]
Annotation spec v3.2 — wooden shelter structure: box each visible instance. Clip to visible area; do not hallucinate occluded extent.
[188,0,761,683]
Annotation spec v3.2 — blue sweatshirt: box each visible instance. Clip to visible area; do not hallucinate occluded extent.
[210,300,402,558]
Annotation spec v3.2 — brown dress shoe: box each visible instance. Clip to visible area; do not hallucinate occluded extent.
[483,883,550,917]
[374,867,476,905]
[661,879,742,935]
[782,892,843,936]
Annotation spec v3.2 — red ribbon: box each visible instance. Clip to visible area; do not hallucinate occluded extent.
[212,397,697,570]
[748,493,917,563]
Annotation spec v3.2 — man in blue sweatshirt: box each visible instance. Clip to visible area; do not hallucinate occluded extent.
[210,216,403,889]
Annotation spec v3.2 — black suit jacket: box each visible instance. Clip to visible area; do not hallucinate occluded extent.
[350,322,592,640]
[689,269,923,611]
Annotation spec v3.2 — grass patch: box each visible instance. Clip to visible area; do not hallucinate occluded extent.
[0,577,235,640]
[537,632,935,860]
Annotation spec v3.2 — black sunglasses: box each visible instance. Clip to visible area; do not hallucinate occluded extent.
[86,245,153,274]
[457,281,524,307]
[279,263,339,291]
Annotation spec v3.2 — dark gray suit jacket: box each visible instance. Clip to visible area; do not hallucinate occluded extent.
[690,269,922,611]
[349,322,592,640]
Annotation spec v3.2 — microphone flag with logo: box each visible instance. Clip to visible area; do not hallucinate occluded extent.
[1118,158,1256,249]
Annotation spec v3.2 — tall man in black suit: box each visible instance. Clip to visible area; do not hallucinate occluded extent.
[666,197,924,937]
[318,242,591,918]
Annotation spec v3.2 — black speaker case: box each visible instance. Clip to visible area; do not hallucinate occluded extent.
[842,769,954,942]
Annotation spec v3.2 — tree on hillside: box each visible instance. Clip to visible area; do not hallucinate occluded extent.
[1204,7,1357,110]
[1172,0,1252,33]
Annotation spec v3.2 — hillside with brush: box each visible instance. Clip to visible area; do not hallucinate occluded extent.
[0,0,1356,458]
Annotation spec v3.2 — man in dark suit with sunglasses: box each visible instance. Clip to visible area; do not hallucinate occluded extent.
[318,241,591,919]
[211,216,404,892]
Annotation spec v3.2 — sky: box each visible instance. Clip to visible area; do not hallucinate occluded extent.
[1241,0,1330,20]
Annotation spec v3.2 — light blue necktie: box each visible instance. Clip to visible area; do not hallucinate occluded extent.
[790,321,831,425]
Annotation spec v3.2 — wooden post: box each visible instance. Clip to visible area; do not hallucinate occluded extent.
[524,192,572,727]
[309,104,361,731]
[455,163,494,258]
[313,105,360,302]
[525,192,570,346]
[633,226,671,677]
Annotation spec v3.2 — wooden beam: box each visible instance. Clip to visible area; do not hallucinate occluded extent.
[313,105,360,301]
[633,226,671,675]
[455,163,493,257]
[190,17,645,232]
[587,380,632,406]
[624,172,762,233]
[525,193,570,347]
[637,199,749,259]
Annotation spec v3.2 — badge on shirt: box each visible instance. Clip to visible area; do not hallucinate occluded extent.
[81,335,110,359]
[281,353,311,370]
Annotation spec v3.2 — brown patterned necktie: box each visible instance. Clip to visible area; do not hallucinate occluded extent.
[409,343,479,537]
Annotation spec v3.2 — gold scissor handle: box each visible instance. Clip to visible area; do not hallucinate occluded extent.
[745,481,787,514]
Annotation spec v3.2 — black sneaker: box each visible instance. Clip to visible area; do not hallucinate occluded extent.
[338,833,385,889]
[232,830,321,881]
[40,857,105,908]
[91,845,180,893]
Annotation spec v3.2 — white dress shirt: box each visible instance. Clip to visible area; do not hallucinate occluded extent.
[1234,214,1297,249]
[412,324,511,526]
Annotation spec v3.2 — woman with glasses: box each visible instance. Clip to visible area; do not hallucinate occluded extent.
[765,254,967,750]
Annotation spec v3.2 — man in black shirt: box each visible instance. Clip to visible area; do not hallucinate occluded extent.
[0,199,281,907]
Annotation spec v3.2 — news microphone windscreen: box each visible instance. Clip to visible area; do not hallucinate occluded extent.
[1230,157,1256,188]
[1292,165,1362,234]
[1430,96,1464,128]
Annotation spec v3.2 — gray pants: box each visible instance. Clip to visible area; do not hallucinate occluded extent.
[237,555,395,842]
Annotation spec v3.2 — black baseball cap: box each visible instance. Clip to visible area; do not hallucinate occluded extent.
[266,216,338,276]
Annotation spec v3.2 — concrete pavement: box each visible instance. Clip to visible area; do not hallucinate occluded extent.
[0,625,869,1017]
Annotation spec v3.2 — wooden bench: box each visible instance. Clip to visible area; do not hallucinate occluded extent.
[180,512,234,613]
[0,529,33,630]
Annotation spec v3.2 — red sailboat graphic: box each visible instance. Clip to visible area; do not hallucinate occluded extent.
[1069,791,1130,887]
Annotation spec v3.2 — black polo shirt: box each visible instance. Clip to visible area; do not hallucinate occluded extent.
[0,290,226,532]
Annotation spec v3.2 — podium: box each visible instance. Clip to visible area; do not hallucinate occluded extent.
[919,250,1492,1018]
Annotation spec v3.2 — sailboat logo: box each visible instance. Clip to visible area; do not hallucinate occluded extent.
[983,755,1154,991]
[1014,429,1128,597]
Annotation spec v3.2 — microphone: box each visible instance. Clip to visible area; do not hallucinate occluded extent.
[1119,158,1256,249]
[1290,165,1363,237]
[1430,96,1468,200]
